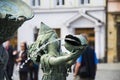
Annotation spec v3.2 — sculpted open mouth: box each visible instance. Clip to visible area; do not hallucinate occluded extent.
[65,34,81,46]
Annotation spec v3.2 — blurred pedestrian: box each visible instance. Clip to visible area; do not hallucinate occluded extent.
[12,50,20,80]
[16,42,29,80]
[5,40,14,80]
[29,60,39,80]
[0,44,9,80]
[73,34,98,80]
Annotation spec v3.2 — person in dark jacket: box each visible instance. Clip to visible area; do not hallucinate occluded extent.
[16,42,29,80]
[29,60,39,80]
[5,40,14,80]
[0,45,9,80]
[73,34,98,80]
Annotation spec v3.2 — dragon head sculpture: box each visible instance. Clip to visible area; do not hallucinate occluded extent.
[64,34,88,52]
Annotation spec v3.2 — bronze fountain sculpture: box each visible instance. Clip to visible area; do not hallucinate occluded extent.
[28,22,88,80]
[0,0,33,80]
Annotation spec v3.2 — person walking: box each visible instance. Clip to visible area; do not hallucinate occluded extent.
[12,50,20,80]
[29,60,39,80]
[5,40,14,80]
[16,42,29,80]
[73,34,98,80]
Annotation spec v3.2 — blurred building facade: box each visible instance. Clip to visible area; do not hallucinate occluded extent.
[18,0,106,61]
[108,0,120,62]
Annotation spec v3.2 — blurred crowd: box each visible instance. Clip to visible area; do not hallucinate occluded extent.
[4,40,39,80]
[3,34,98,80]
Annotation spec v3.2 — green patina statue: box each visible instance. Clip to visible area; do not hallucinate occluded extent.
[0,0,33,80]
[28,22,88,80]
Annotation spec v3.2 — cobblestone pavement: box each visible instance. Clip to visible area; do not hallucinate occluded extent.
[12,63,120,80]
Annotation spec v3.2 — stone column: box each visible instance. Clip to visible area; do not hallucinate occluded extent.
[95,26,101,59]
[100,26,106,60]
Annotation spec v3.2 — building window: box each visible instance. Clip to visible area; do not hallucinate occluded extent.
[31,0,40,7]
[54,28,61,38]
[32,0,35,6]
[117,23,120,61]
[34,27,39,41]
[38,0,40,6]
[80,0,90,4]
[56,0,65,6]
[75,28,95,49]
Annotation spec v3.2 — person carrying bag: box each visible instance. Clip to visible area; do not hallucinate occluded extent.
[73,46,98,80]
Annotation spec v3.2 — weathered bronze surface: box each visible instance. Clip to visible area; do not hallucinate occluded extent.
[0,0,33,80]
[28,22,88,80]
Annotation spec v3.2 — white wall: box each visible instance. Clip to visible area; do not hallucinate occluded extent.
[18,21,34,50]
[23,0,106,9]
[29,12,77,28]
[41,0,50,8]
[18,0,106,60]
[93,0,106,6]
[88,11,106,22]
